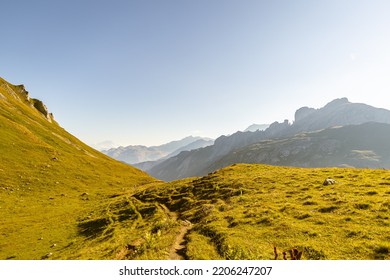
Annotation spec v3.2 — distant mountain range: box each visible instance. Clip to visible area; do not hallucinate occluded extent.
[144,98,390,181]
[101,136,214,164]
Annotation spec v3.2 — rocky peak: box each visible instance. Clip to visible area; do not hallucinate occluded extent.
[15,84,30,101]
[323,97,350,108]
[266,119,290,137]
[31,98,54,122]
[13,83,54,122]
[294,106,316,122]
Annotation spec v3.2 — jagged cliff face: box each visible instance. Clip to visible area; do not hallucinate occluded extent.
[295,106,316,122]
[146,98,390,181]
[208,122,390,171]
[290,98,390,133]
[31,98,53,122]
[0,78,54,122]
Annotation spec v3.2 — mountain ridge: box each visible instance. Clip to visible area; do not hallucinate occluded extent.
[244,123,270,132]
[209,122,390,171]
[102,136,214,164]
[145,98,390,181]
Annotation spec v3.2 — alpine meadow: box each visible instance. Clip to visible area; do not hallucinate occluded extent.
[1,77,390,260]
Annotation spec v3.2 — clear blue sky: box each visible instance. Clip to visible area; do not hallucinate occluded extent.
[1,0,390,147]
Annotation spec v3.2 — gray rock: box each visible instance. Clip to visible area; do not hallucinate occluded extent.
[294,106,316,122]
[31,99,52,121]
[323,178,336,186]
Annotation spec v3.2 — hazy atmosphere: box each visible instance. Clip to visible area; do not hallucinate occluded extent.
[1,0,390,146]
[3,0,390,265]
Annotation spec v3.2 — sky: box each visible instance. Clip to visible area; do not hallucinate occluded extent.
[1,0,390,148]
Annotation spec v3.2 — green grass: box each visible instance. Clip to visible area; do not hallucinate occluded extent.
[0,78,156,259]
[133,164,390,260]
[2,76,390,260]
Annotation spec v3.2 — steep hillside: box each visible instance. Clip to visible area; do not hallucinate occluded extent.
[0,77,156,259]
[147,98,390,181]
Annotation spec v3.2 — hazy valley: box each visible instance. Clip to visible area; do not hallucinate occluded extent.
[102,136,214,165]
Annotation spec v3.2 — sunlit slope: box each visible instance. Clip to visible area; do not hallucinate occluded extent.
[133,164,390,260]
[2,76,389,260]
[0,77,156,259]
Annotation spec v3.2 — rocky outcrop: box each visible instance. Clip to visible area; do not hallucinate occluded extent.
[15,84,30,101]
[266,120,290,137]
[323,178,336,186]
[294,106,316,122]
[31,98,53,121]
[0,80,54,122]
[291,98,390,132]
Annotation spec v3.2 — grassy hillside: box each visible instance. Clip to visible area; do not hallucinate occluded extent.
[0,77,157,259]
[131,164,390,260]
[2,77,390,260]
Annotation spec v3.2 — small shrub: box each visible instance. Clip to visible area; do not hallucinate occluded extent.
[345,231,360,238]
[138,205,157,216]
[374,246,389,254]
[318,206,338,213]
[151,220,171,234]
[366,191,378,196]
[373,246,389,260]
[304,246,326,260]
[380,202,390,211]
[257,217,272,226]
[295,213,311,220]
[143,232,154,249]
[222,244,256,260]
[78,218,109,237]
[354,203,370,210]
[303,201,318,206]
[193,204,215,222]
[228,221,239,228]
